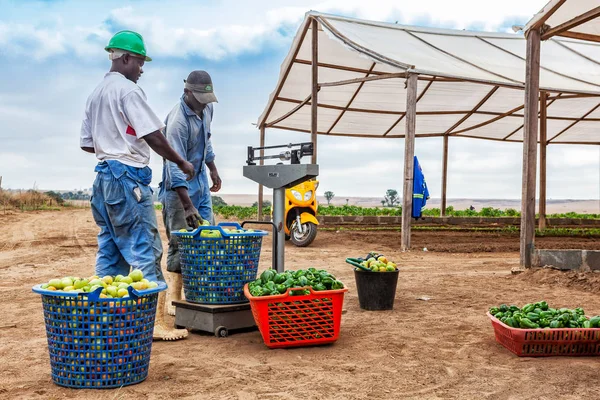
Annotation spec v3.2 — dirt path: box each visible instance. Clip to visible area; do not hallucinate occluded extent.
[1,209,600,399]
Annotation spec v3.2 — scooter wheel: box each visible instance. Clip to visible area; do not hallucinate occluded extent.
[290,222,317,247]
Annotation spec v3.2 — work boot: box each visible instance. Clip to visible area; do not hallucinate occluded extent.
[166,272,183,316]
[153,291,188,341]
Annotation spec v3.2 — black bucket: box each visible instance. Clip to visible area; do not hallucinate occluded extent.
[354,269,399,311]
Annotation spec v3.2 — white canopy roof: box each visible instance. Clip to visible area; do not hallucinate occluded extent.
[525,0,600,43]
[258,12,600,144]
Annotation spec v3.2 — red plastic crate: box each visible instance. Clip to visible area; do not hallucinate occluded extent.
[244,284,347,349]
[487,312,600,357]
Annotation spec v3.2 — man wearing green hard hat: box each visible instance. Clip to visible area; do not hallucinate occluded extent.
[80,30,191,341]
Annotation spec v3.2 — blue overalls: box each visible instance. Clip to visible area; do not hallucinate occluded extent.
[91,160,164,282]
[158,97,216,273]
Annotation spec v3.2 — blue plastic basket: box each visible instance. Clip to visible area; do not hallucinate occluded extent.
[32,282,166,389]
[171,222,267,304]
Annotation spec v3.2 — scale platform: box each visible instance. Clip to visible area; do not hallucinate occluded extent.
[172,300,257,338]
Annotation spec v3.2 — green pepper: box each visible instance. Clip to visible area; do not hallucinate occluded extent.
[283,278,295,289]
[539,318,550,328]
[578,316,588,324]
[526,312,540,322]
[548,308,557,314]
[495,312,505,319]
[298,276,309,287]
[568,320,580,328]
[575,307,585,316]
[489,307,500,315]
[559,313,571,322]
[250,286,264,297]
[505,317,516,328]
[312,283,326,291]
[512,313,523,324]
[274,274,287,284]
[293,270,306,279]
[509,305,520,312]
[276,284,287,294]
[260,269,276,284]
[322,278,334,289]
[558,308,570,314]
[520,318,539,329]
[539,311,553,319]
[308,267,317,274]
[583,320,592,328]
[549,320,561,329]
[265,281,276,292]
[332,280,344,290]
[533,308,543,314]
[589,316,600,327]
[522,304,535,314]
[499,304,509,313]
[538,301,549,311]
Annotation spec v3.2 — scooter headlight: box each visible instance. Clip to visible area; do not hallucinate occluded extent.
[304,190,313,201]
[291,190,302,201]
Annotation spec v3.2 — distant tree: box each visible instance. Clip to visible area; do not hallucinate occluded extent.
[212,196,228,207]
[324,191,335,205]
[381,200,386,207]
[384,189,400,207]
[252,200,272,208]
[46,191,65,205]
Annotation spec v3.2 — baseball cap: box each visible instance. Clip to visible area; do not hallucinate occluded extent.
[184,70,218,104]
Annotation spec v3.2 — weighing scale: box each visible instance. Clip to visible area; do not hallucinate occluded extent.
[173,142,319,337]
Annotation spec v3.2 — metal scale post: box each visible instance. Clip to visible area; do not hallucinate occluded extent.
[243,142,319,272]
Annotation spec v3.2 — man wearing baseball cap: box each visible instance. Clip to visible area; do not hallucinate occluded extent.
[159,70,222,314]
[81,30,193,341]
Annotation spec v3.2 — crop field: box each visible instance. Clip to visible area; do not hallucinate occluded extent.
[208,204,600,220]
[2,208,600,399]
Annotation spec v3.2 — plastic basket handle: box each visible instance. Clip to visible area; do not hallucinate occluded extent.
[345,258,371,272]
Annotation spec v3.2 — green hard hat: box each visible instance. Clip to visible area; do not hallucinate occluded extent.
[105,30,152,61]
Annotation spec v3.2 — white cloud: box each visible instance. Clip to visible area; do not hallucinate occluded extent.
[0,0,538,61]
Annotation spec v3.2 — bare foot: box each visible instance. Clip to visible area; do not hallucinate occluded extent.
[153,324,188,341]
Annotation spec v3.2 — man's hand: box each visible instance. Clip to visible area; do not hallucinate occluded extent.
[210,169,222,192]
[184,205,202,228]
[143,131,195,180]
[207,161,221,192]
[178,160,195,181]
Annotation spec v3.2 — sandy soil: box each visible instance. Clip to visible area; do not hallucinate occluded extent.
[2,209,600,399]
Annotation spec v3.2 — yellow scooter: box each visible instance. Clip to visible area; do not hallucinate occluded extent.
[284,179,319,247]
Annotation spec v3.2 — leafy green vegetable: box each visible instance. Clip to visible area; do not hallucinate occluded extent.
[489,301,599,330]
[247,268,344,297]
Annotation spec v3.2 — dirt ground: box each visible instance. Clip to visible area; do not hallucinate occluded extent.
[2,209,600,400]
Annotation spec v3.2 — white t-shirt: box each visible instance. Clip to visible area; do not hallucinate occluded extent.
[80,72,165,168]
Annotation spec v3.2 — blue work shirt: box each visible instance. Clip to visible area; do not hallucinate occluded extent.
[158,96,215,204]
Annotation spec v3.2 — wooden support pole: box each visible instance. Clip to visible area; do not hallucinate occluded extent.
[441,135,449,217]
[258,125,265,221]
[401,73,418,252]
[311,18,318,164]
[520,28,541,268]
[539,91,548,231]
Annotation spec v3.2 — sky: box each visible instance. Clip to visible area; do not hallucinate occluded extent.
[0,0,598,200]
